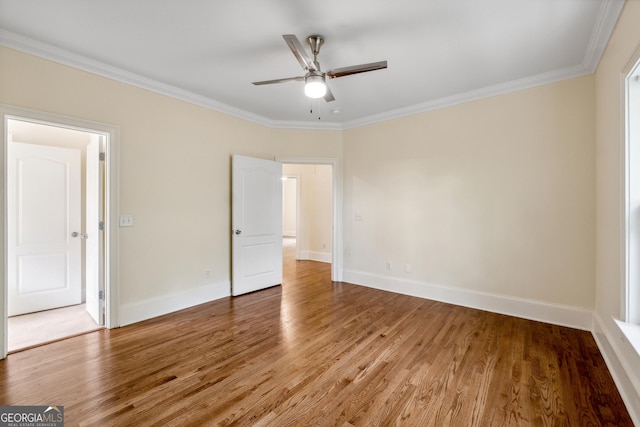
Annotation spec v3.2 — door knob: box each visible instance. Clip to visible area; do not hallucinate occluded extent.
[71,232,88,239]
[234,230,242,235]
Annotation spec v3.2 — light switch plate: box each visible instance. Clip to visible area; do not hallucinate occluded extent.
[119,214,134,227]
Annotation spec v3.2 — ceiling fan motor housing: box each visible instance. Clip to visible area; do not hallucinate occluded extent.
[307,35,324,57]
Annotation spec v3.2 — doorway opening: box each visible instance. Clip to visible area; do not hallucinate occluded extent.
[278,157,340,282]
[1,107,119,357]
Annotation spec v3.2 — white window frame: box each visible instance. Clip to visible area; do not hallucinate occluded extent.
[620,53,640,356]
[624,61,640,325]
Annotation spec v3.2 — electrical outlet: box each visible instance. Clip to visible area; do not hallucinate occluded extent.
[386,261,392,270]
[405,264,411,273]
[204,269,211,279]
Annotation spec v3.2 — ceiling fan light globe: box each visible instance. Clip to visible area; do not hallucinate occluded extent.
[304,74,327,98]
[305,82,326,98]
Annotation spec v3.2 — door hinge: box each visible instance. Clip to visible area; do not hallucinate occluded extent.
[99,221,104,231]
[99,152,105,161]
[99,290,105,300]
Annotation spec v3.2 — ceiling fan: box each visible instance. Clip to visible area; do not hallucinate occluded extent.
[252,34,387,102]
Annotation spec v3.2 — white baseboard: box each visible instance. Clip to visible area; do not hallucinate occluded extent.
[342,270,593,330]
[283,231,296,237]
[118,281,230,327]
[592,314,640,425]
[299,250,332,264]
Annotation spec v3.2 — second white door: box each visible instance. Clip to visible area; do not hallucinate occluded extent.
[7,141,82,316]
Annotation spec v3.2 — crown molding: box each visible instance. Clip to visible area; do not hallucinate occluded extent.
[0,30,279,125]
[342,64,590,129]
[0,0,625,133]
[343,0,625,129]
[583,0,626,73]
[0,29,344,131]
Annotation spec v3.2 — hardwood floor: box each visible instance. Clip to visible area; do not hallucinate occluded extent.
[0,246,633,426]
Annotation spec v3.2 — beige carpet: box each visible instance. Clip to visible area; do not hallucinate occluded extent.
[8,304,101,352]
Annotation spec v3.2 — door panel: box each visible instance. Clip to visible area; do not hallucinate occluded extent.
[8,142,82,316]
[18,253,67,292]
[232,155,282,296]
[85,136,104,325]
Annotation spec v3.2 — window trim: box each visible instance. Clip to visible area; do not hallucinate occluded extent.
[624,58,640,326]
[620,46,640,358]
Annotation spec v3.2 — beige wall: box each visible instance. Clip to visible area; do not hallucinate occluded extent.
[0,44,597,313]
[594,0,640,416]
[343,75,595,308]
[282,177,297,237]
[0,46,342,321]
[309,164,333,257]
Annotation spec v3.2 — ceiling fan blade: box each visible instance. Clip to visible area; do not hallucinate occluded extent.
[326,60,387,79]
[252,76,305,85]
[323,85,335,102]
[283,34,316,71]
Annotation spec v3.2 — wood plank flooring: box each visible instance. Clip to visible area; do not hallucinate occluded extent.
[0,246,633,425]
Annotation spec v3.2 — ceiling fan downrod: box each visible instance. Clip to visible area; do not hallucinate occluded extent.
[307,35,324,69]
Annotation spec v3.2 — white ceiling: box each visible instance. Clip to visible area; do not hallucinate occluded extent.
[0,0,625,129]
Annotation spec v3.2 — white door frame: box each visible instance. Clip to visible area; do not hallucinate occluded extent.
[276,157,342,282]
[1,104,120,359]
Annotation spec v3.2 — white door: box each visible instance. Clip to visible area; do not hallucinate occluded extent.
[85,136,104,325]
[232,155,283,296]
[8,142,82,316]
